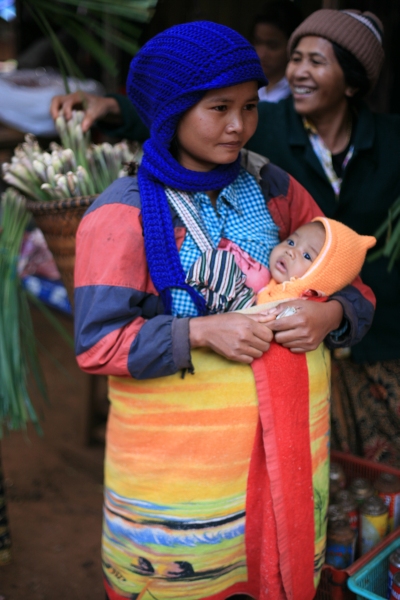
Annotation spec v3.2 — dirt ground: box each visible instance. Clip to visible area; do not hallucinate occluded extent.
[0,305,108,600]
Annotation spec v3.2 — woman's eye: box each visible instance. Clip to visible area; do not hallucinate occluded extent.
[304,252,312,261]
[213,105,227,112]
[244,103,257,111]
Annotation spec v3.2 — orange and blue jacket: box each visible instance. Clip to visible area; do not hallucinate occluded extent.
[74,163,375,379]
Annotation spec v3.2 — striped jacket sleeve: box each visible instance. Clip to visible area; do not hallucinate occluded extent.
[261,161,376,347]
[74,176,191,379]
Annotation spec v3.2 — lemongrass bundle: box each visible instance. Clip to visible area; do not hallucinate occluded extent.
[0,189,47,436]
[2,111,142,202]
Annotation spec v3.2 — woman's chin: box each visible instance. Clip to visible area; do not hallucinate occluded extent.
[292,97,316,116]
[217,148,242,163]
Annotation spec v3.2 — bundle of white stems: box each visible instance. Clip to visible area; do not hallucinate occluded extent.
[2,111,142,201]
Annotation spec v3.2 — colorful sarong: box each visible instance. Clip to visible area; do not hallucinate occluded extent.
[331,357,400,467]
[103,344,330,600]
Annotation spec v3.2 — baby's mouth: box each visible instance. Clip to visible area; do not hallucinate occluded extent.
[275,259,287,274]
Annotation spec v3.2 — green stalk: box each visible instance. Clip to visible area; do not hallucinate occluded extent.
[0,190,47,436]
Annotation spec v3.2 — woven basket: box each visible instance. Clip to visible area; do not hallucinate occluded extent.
[27,196,98,306]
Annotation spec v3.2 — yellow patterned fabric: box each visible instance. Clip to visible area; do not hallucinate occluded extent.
[103,342,330,600]
[104,348,259,599]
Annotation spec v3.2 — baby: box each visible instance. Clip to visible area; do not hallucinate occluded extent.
[256,216,376,306]
[186,216,375,314]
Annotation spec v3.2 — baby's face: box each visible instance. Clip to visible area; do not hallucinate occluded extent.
[269,222,326,284]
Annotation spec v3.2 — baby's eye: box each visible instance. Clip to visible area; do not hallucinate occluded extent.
[304,252,312,261]
[287,239,294,246]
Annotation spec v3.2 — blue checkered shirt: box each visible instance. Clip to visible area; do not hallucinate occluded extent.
[169,168,279,317]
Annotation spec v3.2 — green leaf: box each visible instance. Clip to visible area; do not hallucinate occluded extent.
[0,190,47,436]
[21,0,158,86]
[382,217,400,257]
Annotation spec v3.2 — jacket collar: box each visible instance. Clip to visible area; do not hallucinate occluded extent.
[287,98,375,152]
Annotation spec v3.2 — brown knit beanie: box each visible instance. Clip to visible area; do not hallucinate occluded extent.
[288,9,384,91]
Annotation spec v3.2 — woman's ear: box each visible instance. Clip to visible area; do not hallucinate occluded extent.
[345,86,359,98]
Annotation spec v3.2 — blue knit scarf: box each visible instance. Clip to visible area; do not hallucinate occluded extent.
[127,21,267,314]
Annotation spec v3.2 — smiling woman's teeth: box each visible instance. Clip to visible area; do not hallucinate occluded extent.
[294,86,314,95]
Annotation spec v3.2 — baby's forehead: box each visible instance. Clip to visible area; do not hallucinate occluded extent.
[292,221,325,239]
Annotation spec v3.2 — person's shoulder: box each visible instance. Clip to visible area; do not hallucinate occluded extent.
[250,97,293,156]
[84,176,141,217]
[359,103,400,133]
[257,95,292,120]
[259,161,291,200]
[372,111,400,128]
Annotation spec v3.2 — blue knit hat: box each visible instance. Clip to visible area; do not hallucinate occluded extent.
[127,21,267,146]
[126,21,267,315]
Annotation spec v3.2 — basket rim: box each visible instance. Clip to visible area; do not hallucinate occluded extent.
[26,194,98,214]
[347,535,400,598]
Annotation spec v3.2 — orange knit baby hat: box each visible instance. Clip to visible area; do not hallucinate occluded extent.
[300,217,376,297]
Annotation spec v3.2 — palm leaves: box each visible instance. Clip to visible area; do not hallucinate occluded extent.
[21,0,158,91]
[369,196,400,270]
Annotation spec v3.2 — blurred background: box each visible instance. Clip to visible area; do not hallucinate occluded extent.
[0,1,398,599]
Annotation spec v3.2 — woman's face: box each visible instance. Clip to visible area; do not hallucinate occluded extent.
[175,81,259,172]
[286,36,352,119]
[253,23,289,83]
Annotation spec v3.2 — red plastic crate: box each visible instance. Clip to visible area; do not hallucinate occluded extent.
[314,450,400,600]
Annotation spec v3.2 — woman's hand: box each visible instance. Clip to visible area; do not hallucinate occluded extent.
[264,299,344,353]
[50,92,122,132]
[189,312,274,363]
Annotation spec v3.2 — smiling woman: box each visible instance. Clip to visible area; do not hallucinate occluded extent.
[247,9,400,466]
[287,37,355,152]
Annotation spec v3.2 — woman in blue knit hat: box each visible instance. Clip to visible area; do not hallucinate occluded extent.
[73,21,374,600]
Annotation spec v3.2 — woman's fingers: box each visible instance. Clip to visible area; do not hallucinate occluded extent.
[50,93,121,132]
[246,312,276,324]
[267,299,344,352]
[50,91,86,121]
[189,313,273,363]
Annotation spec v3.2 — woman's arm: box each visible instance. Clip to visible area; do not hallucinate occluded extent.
[50,91,150,141]
[74,177,192,379]
[50,92,122,132]
[74,177,273,379]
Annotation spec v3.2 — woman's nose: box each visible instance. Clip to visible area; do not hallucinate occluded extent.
[226,113,243,133]
[292,60,309,79]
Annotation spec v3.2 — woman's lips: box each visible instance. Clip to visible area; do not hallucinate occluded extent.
[292,85,316,97]
[219,141,242,148]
